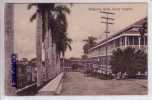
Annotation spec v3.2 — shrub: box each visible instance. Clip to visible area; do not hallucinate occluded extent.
[110,47,147,78]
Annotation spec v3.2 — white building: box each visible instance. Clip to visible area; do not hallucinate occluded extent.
[87,17,147,74]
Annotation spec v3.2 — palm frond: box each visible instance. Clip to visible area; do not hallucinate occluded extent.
[67,44,72,51]
[27,3,36,9]
[30,12,37,22]
[55,5,70,14]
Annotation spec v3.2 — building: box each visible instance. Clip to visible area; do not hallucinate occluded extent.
[61,58,85,72]
[16,58,34,89]
[29,58,37,82]
[87,17,147,75]
[61,59,73,72]
[15,57,37,88]
[17,58,29,89]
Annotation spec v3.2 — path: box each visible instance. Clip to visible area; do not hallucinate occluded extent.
[61,72,147,95]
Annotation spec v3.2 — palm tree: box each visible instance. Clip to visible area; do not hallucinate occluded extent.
[57,33,72,57]
[49,5,71,56]
[48,5,72,72]
[28,3,55,41]
[28,3,72,79]
[83,36,97,54]
[49,5,70,42]
[28,3,55,86]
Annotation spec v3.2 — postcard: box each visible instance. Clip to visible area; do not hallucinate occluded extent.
[1,0,150,99]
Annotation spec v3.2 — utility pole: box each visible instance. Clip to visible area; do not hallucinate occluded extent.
[100,11,115,79]
[89,8,115,79]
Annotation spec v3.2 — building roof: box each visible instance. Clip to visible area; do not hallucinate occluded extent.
[88,17,147,52]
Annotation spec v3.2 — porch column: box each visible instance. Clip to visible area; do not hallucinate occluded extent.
[133,36,135,46]
[125,36,127,47]
[138,37,141,49]
[119,37,122,47]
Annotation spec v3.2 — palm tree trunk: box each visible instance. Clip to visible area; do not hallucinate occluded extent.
[55,45,61,74]
[52,42,57,77]
[43,11,49,81]
[5,4,16,95]
[63,56,65,72]
[36,12,43,87]
[48,28,53,80]
[57,54,61,73]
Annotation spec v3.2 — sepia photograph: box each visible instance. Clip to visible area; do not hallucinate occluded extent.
[4,2,148,96]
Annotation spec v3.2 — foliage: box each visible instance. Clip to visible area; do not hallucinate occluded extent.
[28,3,55,41]
[83,36,97,54]
[81,54,88,59]
[50,5,72,57]
[28,3,72,57]
[110,47,147,78]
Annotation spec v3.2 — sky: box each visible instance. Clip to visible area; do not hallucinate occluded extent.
[14,3,147,59]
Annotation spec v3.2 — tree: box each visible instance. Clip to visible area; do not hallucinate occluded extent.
[49,5,72,58]
[110,48,123,75]
[28,3,56,85]
[123,47,137,77]
[49,5,72,73]
[110,47,147,78]
[83,36,97,54]
[28,3,55,41]
[81,54,88,59]
[28,3,72,57]
[28,3,72,75]
[134,50,147,73]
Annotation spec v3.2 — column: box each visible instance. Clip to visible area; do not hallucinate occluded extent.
[5,4,16,95]
[139,37,141,49]
[119,37,122,47]
[144,36,146,45]
[133,36,135,46]
[125,36,127,47]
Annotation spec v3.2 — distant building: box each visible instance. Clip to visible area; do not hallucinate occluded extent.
[61,58,84,72]
[61,59,72,72]
[87,17,147,74]
[16,58,30,88]
[29,58,37,82]
[16,58,37,89]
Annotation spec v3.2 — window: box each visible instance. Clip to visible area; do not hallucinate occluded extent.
[134,36,139,45]
[122,37,125,46]
[128,36,133,45]
[145,37,147,45]
[115,39,120,47]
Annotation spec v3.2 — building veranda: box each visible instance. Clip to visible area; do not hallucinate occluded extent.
[83,17,147,79]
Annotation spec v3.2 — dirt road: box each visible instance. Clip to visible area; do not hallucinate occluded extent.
[61,72,147,95]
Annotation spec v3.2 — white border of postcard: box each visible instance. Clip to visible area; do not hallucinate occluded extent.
[0,0,152,100]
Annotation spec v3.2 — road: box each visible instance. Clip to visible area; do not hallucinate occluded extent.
[61,72,147,95]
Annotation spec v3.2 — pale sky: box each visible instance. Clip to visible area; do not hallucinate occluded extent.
[14,3,147,59]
